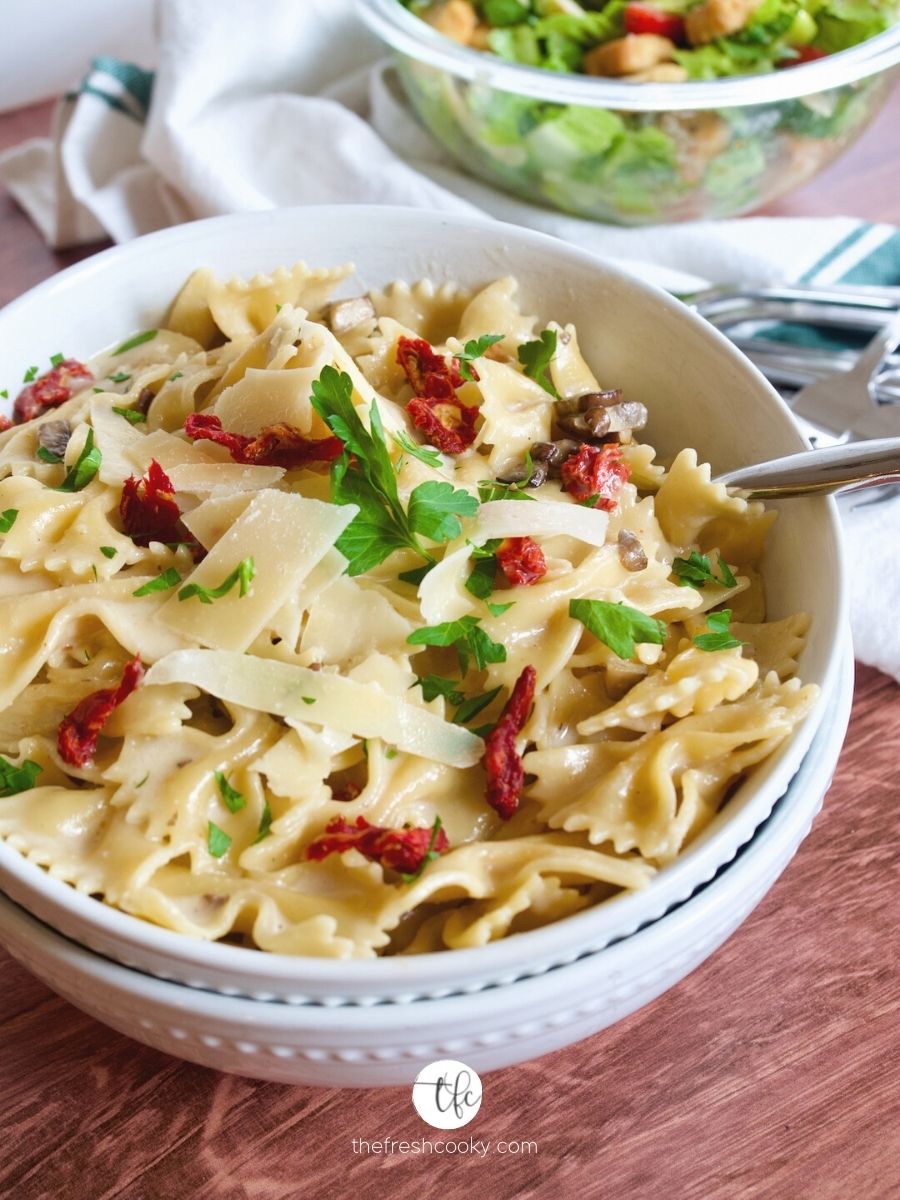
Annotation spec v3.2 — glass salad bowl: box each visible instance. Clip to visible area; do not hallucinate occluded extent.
[359,0,900,224]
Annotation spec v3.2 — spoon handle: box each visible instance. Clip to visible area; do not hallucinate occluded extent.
[715,437,900,499]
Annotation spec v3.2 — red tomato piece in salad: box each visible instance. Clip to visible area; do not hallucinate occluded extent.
[624,3,686,42]
[483,665,537,820]
[57,655,145,767]
[13,359,93,424]
[305,815,449,875]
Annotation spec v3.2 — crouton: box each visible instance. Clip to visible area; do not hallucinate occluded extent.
[583,34,677,78]
[685,0,752,46]
[421,0,478,45]
[624,63,690,82]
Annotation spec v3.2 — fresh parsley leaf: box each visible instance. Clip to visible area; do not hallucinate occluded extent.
[0,509,18,534]
[112,405,146,425]
[466,553,497,601]
[108,370,131,384]
[178,557,255,604]
[37,446,63,465]
[254,802,273,844]
[456,333,504,383]
[207,821,232,858]
[487,601,515,617]
[452,685,503,726]
[215,770,246,813]
[99,545,117,559]
[569,598,666,661]
[132,568,182,597]
[398,563,434,586]
[517,330,559,398]
[113,330,157,355]
[92,386,104,393]
[400,815,445,884]
[23,365,38,383]
[693,608,744,652]
[57,428,101,492]
[50,352,65,368]
[0,389,8,399]
[469,538,502,559]
[673,550,737,590]
[169,371,183,382]
[301,696,316,705]
[385,747,398,760]
[477,479,534,503]
[408,615,506,675]
[416,675,465,706]
[0,756,42,797]
[407,480,478,543]
[392,431,443,469]
[135,772,149,789]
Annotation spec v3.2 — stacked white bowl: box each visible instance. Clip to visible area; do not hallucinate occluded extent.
[0,209,850,1086]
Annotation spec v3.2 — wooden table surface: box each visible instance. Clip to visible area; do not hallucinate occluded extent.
[1,97,899,1200]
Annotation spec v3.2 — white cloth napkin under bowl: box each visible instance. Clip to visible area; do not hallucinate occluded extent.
[1,0,898,680]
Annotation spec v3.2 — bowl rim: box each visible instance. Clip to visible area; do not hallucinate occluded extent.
[0,204,848,996]
[0,644,854,1033]
[358,0,900,112]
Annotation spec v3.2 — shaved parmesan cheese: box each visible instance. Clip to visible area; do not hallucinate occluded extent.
[157,490,356,652]
[474,499,609,547]
[146,650,484,768]
[418,542,476,624]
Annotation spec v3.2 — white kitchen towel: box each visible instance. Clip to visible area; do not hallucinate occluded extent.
[1,0,899,679]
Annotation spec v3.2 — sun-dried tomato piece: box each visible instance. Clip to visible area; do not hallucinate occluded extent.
[13,360,93,424]
[407,396,478,455]
[483,665,537,820]
[184,413,343,469]
[120,459,198,553]
[0,416,12,434]
[57,655,145,767]
[497,537,547,587]
[561,444,630,509]
[305,815,449,875]
[397,336,465,398]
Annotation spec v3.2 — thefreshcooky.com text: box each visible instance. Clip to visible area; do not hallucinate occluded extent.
[351,1137,538,1158]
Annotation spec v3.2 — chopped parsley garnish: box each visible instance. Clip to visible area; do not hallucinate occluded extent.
[673,550,737,590]
[400,815,445,885]
[207,820,232,858]
[398,563,434,586]
[392,431,443,469]
[178,557,255,604]
[23,365,38,383]
[135,772,149,789]
[113,329,158,355]
[0,389,8,399]
[517,330,559,398]
[50,352,65,368]
[215,770,246,813]
[569,598,666,661]
[452,685,503,726]
[465,539,502,600]
[56,428,101,492]
[476,479,534,503]
[132,568,182,597]
[311,366,477,576]
[407,615,507,675]
[0,756,42,797]
[37,447,63,465]
[170,372,183,382]
[385,748,398,760]
[0,509,18,534]
[487,601,515,617]
[254,802,273,844]
[417,675,465,706]
[112,405,146,425]
[108,370,131,384]
[456,333,505,383]
[693,609,744,652]
[100,545,117,559]
[301,696,316,705]
[92,387,105,393]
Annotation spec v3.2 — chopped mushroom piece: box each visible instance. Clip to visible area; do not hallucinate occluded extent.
[37,419,71,459]
[421,0,478,45]
[618,530,649,572]
[328,296,376,335]
[685,0,753,46]
[584,34,676,77]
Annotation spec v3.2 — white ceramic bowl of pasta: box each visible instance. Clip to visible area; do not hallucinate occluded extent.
[0,648,853,1086]
[0,206,846,1003]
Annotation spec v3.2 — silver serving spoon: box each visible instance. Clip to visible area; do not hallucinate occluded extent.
[715,437,900,500]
